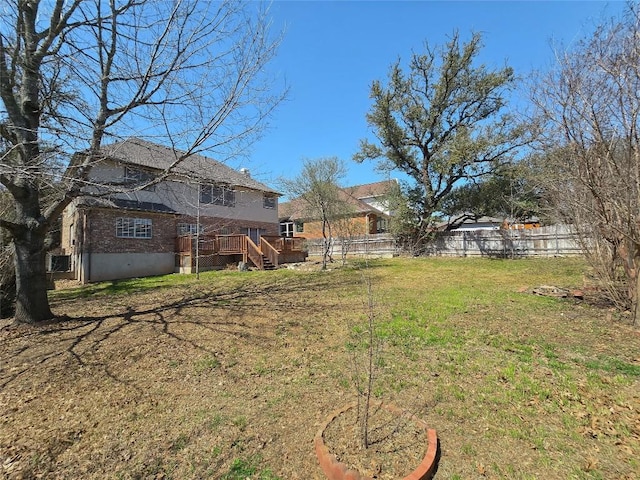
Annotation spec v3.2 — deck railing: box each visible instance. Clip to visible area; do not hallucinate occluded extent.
[217,234,246,254]
[261,235,306,253]
[245,237,263,269]
[175,235,223,254]
[287,237,306,252]
[176,234,307,269]
[176,235,194,253]
[260,237,280,268]
[199,237,217,252]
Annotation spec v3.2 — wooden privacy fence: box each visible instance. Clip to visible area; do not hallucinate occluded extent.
[306,234,397,257]
[305,225,583,258]
[426,224,582,257]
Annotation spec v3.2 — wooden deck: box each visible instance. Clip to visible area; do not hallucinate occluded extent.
[176,234,307,271]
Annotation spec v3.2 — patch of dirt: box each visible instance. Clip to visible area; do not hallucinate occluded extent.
[52,279,82,290]
[322,403,428,479]
[284,260,327,271]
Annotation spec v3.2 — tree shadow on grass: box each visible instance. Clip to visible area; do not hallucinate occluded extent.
[0,271,352,390]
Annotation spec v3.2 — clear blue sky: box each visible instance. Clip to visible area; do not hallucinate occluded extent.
[242,0,627,196]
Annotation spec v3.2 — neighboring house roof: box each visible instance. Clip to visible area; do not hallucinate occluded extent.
[435,215,504,231]
[279,181,392,222]
[277,199,300,220]
[98,138,279,195]
[343,179,397,200]
[77,197,176,214]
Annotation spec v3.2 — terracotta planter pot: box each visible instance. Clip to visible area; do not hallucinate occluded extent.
[314,402,438,480]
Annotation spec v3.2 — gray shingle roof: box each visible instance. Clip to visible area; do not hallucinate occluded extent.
[78,197,176,214]
[99,138,279,195]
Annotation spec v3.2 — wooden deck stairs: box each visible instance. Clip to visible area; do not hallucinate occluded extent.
[261,255,277,270]
[176,234,306,271]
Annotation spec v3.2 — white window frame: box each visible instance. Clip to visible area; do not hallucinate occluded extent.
[280,221,295,237]
[116,217,153,239]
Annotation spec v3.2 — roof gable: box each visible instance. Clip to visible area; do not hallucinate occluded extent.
[344,180,397,200]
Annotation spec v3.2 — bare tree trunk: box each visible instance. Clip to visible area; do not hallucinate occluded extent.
[13,230,53,323]
[358,267,377,449]
[633,266,640,327]
[321,219,328,270]
[632,248,640,328]
[616,241,640,326]
[321,214,333,270]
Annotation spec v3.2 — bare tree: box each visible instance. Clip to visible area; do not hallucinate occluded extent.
[279,157,348,270]
[0,0,285,323]
[531,3,640,325]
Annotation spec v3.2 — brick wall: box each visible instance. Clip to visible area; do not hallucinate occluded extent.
[87,208,176,254]
[60,207,76,255]
[296,213,375,239]
[84,209,280,255]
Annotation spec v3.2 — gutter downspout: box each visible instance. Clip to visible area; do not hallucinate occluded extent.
[81,210,91,284]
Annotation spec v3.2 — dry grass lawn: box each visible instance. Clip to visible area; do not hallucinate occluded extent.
[1,257,639,479]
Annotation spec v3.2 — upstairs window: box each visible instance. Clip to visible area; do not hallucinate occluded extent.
[200,184,235,207]
[124,166,156,191]
[116,218,152,238]
[263,194,276,209]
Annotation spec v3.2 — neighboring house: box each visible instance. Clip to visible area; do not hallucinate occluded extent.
[343,181,396,217]
[506,218,541,230]
[279,180,397,239]
[60,138,303,283]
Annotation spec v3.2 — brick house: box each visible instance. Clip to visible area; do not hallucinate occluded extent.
[278,180,397,239]
[60,138,300,283]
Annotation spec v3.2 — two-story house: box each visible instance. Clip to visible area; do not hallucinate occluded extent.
[60,138,302,283]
